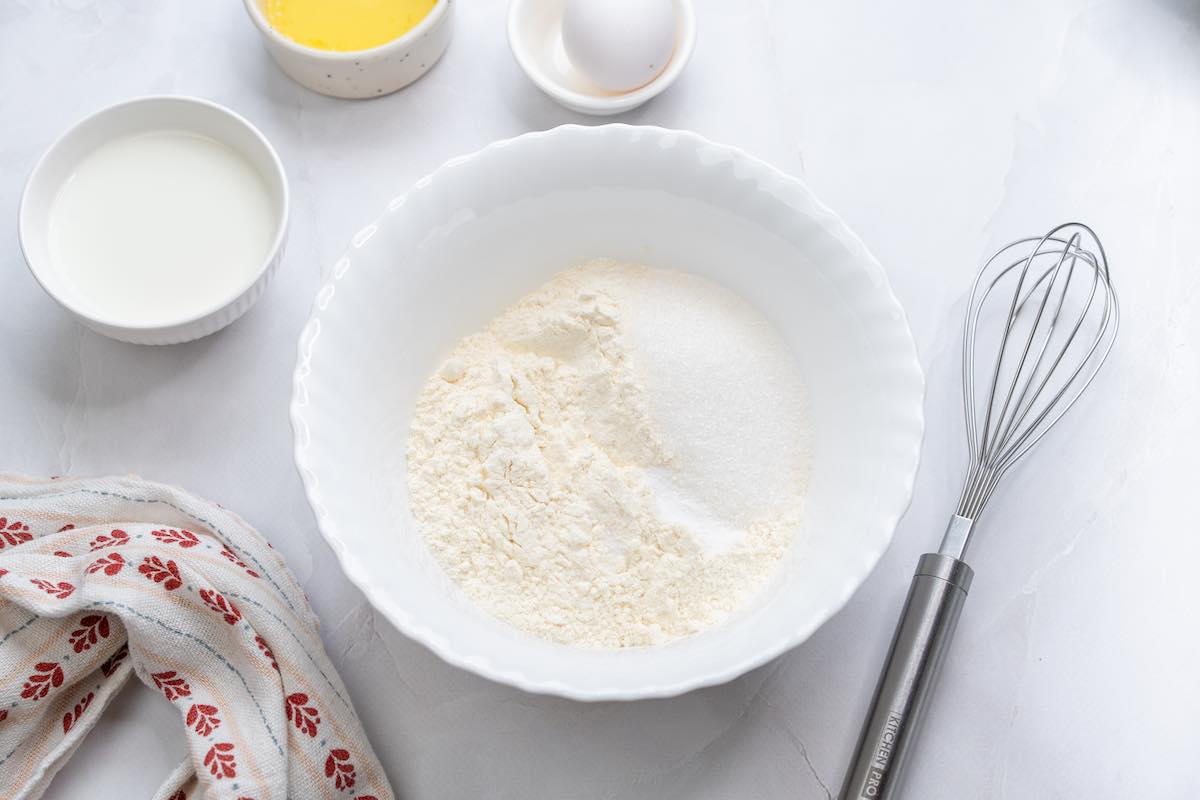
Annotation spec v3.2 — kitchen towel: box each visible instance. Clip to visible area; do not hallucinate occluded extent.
[0,474,393,800]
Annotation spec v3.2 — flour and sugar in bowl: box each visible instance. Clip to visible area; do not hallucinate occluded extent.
[293,124,925,697]
[406,259,810,648]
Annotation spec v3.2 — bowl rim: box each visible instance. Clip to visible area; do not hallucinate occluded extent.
[290,123,925,700]
[241,0,450,60]
[17,94,290,333]
[506,0,697,113]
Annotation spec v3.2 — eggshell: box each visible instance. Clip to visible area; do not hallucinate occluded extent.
[562,0,677,92]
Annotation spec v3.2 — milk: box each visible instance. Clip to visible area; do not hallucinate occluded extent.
[47,130,278,326]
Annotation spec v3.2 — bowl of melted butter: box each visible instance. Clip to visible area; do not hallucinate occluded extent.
[243,0,453,98]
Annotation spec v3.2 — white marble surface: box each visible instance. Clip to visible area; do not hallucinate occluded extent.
[1,0,1197,797]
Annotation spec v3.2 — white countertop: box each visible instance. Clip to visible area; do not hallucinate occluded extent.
[2,1,1196,797]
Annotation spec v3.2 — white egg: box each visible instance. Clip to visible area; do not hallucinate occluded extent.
[561,0,677,93]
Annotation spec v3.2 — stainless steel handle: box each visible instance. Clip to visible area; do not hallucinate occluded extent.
[839,553,974,800]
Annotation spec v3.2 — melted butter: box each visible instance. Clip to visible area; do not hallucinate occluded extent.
[265,0,437,52]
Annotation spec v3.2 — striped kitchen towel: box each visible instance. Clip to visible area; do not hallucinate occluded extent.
[0,474,392,800]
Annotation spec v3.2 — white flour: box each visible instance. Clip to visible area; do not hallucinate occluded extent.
[406,260,808,648]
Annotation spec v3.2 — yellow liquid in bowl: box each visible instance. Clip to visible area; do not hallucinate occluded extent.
[265,0,437,52]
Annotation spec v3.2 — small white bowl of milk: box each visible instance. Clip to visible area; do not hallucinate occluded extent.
[19,96,288,344]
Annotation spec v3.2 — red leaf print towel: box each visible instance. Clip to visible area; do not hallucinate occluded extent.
[68,614,111,653]
[203,742,237,779]
[21,662,64,701]
[186,703,221,736]
[62,691,94,733]
[0,517,33,548]
[138,555,183,591]
[0,475,393,800]
[87,552,126,576]
[325,748,357,791]
[88,528,129,551]
[152,670,193,702]
[199,589,242,625]
[153,528,200,548]
[285,693,321,737]
[30,578,75,599]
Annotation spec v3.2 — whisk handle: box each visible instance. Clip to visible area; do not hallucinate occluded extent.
[839,553,974,800]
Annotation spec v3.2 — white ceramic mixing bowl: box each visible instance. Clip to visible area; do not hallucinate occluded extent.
[291,125,924,700]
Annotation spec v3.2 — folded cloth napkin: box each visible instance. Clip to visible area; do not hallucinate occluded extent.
[0,474,393,800]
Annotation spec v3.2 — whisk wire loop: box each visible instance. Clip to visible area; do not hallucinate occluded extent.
[954,223,1118,526]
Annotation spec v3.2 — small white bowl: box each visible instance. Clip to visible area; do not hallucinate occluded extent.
[291,125,924,700]
[18,96,289,345]
[508,0,695,115]
[242,0,454,99]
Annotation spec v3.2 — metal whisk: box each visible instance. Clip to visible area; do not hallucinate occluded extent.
[840,223,1118,800]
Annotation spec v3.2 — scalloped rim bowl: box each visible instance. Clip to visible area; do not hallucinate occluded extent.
[291,125,924,700]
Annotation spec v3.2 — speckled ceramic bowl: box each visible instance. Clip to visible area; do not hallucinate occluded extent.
[242,0,453,99]
[291,125,925,700]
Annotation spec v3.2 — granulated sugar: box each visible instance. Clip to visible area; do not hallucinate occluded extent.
[405,259,808,648]
[616,266,809,538]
